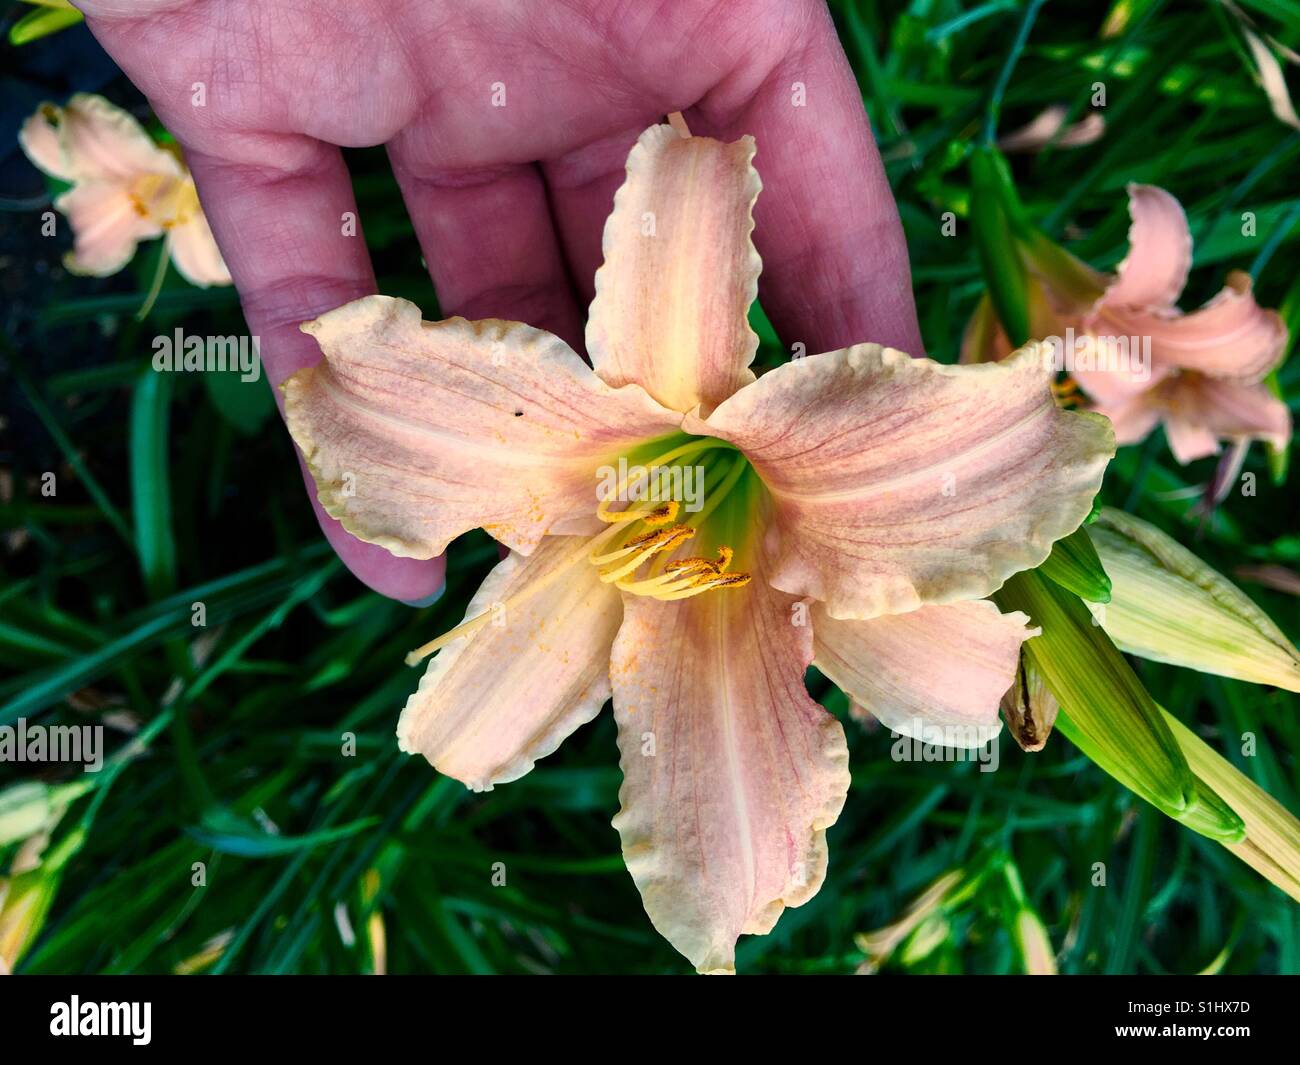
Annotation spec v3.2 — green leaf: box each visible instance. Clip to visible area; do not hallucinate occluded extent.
[129,367,177,599]
[1162,709,1300,901]
[969,147,1031,347]
[994,569,1195,817]
[188,808,379,858]
[1038,526,1112,602]
[204,368,275,437]
[8,4,82,46]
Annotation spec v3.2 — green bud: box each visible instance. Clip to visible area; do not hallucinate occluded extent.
[994,569,1198,818]
[1087,508,1300,692]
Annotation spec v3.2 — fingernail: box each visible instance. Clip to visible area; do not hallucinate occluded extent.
[401,586,446,609]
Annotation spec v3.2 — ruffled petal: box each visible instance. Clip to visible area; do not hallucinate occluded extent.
[52,94,180,183]
[397,536,621,791]
[1163,373,1292,461]
[688,344,1114,619]
[814,600,1033,748]
[1101,184,1192,310]
[1098,272,1285,380]
[55,182,160,277]
[284,296,681,558]
[168,210,231,287]
[19,104,74,181]
[586,123,761,414]
[609,552,850,973]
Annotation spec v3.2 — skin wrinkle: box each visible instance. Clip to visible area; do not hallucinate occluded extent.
[385,157,586,348]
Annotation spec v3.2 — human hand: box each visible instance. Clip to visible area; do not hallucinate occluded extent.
[76,0,921,601]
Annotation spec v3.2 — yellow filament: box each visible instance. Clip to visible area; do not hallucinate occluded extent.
[621,559,751,600]
[596,526,695,583]
[598,500,678,526]
[656,573,752,601]
[664,545,733,577]
[403,523,622,666]
[594,439,724,523]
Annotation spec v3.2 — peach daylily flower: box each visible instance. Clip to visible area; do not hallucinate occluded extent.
[284,120,1113,973]
[19,93,230,287]
[963,183,1290,464]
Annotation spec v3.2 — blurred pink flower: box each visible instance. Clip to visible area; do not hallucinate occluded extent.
[963,184,1290,464]
[20,93,230,286]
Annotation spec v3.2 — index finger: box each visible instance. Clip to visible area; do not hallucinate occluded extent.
[185,140,447,603]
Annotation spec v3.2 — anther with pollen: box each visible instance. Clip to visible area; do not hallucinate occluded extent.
[597,500,680,526]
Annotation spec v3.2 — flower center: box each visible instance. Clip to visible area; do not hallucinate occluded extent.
[403,436,757,667]
[587,437,753,602]
[129,173,199,229]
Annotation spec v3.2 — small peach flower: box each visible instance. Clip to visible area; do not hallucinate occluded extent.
[19,93,230,287]
[285,120,1112,972]
[963,184,1290,464]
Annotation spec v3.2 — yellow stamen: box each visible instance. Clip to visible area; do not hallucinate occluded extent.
[597,525,695,583]
[599,500,678,526]
[620,546,749,600]
[664,545,733,577]
[656,572,753,601]
[617,570,703,596]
